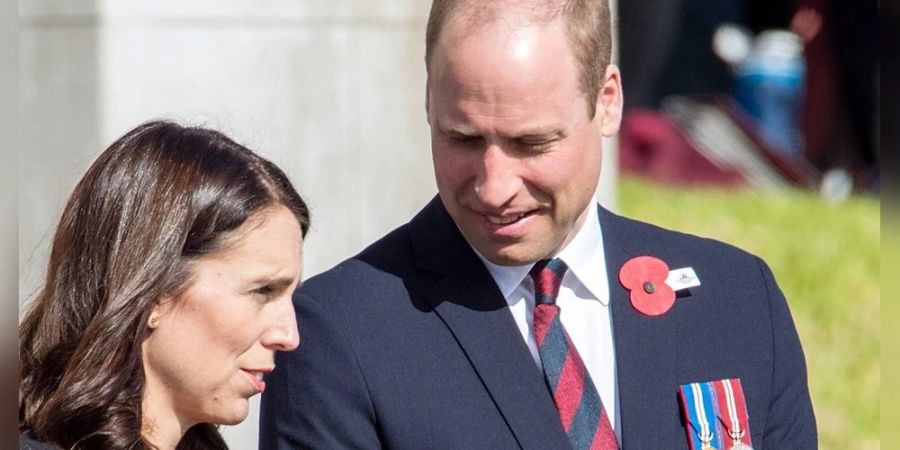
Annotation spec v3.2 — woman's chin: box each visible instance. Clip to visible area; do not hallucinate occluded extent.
[207,401,250,426]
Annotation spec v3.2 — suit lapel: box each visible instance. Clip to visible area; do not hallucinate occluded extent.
[411,198,570,450]
[599,206,684,448]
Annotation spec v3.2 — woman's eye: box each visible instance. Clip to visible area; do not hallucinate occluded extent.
[253,285,276,298]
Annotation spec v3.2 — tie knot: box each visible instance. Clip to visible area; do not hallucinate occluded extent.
[529,258,569,305]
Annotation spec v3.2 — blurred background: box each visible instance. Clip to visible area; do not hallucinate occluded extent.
[18,0,879,448]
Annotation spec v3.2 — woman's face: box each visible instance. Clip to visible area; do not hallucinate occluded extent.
[142,206,302,428]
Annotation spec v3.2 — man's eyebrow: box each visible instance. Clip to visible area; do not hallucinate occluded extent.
[438,123,563,139]
[515,128,562,138]
[439,123,478,136]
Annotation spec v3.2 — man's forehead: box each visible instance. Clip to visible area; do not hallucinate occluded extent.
[440,0,564,43]
[432,20,572,83]
[448,0,564,23]
[429,26,579,103]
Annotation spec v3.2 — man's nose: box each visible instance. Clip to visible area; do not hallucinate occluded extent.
[473,144,521,209]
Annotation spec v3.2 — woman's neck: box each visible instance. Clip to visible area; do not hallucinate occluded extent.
[141,380,192,450]
[141,405,191,450]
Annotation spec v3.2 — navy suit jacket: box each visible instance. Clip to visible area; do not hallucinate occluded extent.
[260,198,816,449]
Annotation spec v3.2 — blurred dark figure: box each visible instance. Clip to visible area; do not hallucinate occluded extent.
[617,0,688,108]
[745,1,796,33]
[619,0,879,192]
[620,0,743,108]
[791,0,879,190]
[619,0,794,108]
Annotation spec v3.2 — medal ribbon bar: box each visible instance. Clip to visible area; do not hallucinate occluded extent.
[713,378,753,450]
[679,381,725,450]
[680,379,754,450]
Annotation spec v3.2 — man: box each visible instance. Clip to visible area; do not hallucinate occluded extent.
[260,0,817,448]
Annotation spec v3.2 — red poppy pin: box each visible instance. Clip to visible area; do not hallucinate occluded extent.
[619,256,676,316]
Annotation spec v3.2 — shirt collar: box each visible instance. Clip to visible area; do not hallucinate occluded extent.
[474,253,532,300]
[472,203,609,305]
[557,203,609,305]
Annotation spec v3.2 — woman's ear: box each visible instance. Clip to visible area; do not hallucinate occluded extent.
[147,294,174,330]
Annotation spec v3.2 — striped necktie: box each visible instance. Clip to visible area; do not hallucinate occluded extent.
[530,258,618,450]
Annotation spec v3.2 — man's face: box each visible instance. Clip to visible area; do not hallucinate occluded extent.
[427,19,622,266]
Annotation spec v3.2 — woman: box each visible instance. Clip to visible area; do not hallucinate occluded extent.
[19,121,309,450]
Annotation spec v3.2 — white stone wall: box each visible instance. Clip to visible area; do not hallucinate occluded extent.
[19,1,616,447]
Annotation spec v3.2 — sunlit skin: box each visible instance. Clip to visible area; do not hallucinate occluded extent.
[427,18,623,265]
[141,206,302,450]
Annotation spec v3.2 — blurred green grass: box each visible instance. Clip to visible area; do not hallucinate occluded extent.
[618,177,880,450]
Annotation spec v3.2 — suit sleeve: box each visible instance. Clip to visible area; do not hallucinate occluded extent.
[757,257,818,448]
[259,291,381,450]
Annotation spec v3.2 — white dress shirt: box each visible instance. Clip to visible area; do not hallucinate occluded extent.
[472,203,620,443]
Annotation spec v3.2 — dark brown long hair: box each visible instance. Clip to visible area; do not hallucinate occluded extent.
[19,121,310,449]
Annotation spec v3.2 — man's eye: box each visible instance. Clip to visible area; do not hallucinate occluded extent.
[519,140,555,151]
[447,135,482,146]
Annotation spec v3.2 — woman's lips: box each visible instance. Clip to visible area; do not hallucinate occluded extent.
[241,369,268,394]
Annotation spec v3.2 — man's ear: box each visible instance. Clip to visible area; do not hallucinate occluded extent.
[425,79,432,125]
[595,64,624,137]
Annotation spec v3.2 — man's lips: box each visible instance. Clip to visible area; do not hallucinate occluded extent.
[485,212,529,224]
[477,209,540,236]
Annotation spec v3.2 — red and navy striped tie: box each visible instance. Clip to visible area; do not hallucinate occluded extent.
[530,258,618,450]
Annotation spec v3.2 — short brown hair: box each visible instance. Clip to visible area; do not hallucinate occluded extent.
[425,0,612,117]
[19,121,309,449]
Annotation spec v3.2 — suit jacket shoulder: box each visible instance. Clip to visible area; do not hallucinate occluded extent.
[600,206,758,263]
[19,433,60,450]
[598,206,817,449]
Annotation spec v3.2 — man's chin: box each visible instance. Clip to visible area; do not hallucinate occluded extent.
[477,243,548,267]
[458,222,557,266]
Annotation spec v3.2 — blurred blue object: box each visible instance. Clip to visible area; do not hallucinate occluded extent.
[733,30,806,157]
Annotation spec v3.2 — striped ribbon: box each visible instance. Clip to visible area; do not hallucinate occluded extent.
[680,381,724,450]
[531,259,618,450]
[713,379,753,448]
[679,379,753,450]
